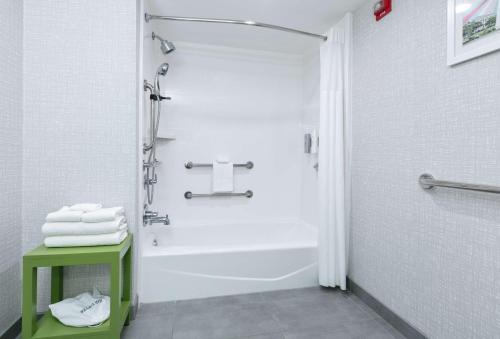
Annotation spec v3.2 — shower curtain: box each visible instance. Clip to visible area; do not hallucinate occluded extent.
[318,13,352,290]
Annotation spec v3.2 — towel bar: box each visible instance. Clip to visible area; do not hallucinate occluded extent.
[419,174,500,194]
[184,190,253,199]
[185,161,254,169]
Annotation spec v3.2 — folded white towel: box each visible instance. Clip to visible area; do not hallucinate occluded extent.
[42,217,127,236]
[69,203,102,212]
[44,230,128,248]
[81,207,125,223]
[46,206,84,222]
[216,156,230,163]
[212,159,233,193]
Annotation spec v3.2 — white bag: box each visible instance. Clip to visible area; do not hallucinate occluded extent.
[49,288,110,327]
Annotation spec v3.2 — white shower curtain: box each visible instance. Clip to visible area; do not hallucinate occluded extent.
[318,13,352,290]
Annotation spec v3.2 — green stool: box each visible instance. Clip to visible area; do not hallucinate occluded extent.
[22,234,132,339]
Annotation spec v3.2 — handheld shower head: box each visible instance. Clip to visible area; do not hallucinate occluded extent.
[154,62,170,95]
[157,63,169,76]
[152,32,176,55]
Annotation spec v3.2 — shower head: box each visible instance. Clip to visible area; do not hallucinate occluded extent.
[161,40,176,55]
[152,32,176,55]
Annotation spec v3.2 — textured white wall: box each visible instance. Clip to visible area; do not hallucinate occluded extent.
[350,1,500,338]
[0,0,23,334]
[144,41,304,224]
[22,0,138,310]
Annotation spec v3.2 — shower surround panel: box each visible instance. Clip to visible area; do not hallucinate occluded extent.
[145,42,305,224]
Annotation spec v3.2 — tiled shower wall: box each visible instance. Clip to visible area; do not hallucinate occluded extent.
[0,0,23,335]
[350,1,500,338]
[22,0,138,311]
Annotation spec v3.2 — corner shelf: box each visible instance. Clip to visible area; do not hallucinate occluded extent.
[157,128,177,140]
[157,133,176,140]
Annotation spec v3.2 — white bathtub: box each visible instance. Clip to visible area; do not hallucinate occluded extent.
[139,221,318,302]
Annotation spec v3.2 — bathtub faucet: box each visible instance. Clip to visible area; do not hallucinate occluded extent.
[144,214,170,226]
[143,206,170,226]
[147,215,170,225]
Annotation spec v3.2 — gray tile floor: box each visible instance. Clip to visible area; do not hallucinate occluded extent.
[122,287,406,339]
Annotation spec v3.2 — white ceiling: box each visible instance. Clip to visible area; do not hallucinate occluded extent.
[146,0,368,54]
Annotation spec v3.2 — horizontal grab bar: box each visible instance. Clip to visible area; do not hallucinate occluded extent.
[185,161,254,169]
[419,174,500,194]
[184,190,253,199]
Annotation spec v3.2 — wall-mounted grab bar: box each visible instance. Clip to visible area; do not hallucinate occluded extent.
[184,190,253,199]
[185,161,254,169]
[419,174,500,194]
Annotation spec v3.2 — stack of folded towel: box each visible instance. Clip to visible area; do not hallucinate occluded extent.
[43,203,128,248]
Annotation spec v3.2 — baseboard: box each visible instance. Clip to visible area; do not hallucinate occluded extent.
[0,317,21,339]
[347,277,428,339]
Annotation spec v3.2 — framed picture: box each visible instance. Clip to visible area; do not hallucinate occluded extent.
[447,0,500,65]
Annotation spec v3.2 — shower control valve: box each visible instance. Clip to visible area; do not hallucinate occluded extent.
[143,204,170,226]
[143,207,158,218]
[143,213,170,226]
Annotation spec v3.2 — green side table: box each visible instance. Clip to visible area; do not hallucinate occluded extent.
[22,234,132,339]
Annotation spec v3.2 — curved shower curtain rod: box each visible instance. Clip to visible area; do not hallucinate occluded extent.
[145,13,328,41]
